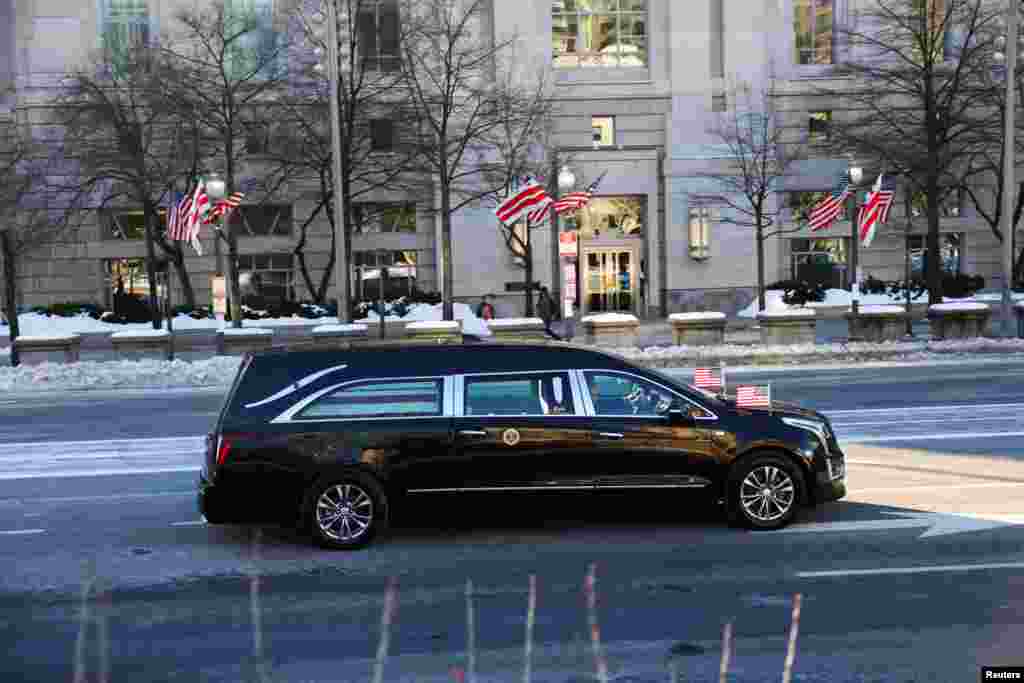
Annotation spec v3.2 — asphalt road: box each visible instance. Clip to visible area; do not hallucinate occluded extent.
[2,360,1024,681]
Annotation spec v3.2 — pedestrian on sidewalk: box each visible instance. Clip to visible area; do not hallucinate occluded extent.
[475,295,495,321]
[537,286,561,340]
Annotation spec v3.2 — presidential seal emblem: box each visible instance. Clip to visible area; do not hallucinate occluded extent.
[502,428,521,446]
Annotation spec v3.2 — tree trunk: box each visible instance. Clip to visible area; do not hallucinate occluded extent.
[756,222,766,313]
[523,218,534,317]
[170,244,196,311]
[226,159,242,327]
[341,163,355,324]
[1014,240,1024,286]
[1,231,20,367]
[926,182,943,305]
[143,206,161,330]
[441,175,454,321]
[318,210,337,306]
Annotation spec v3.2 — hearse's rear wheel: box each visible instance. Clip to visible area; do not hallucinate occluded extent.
[307,472,387,550]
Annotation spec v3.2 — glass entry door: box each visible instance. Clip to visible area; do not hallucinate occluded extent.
[584,250,635,314]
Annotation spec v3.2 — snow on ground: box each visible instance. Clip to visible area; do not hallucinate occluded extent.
[356,302,491,336]
[929,302,991,312]
[0,356,243,393]
[738,288,1024,318]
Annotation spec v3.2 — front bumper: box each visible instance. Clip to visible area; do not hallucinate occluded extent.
[813,448,847,503]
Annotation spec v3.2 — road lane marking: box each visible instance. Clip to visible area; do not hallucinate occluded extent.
[170,520,206,527]
[0,466,200,480]
[833,415,1023,428]
[0,529,46,536]
[844,431,1024,443]
[825,402,1024,416]
[851,482,1024,494]
[0,491,193,506]
[797,562,1024,578]
[778,511,1024,539]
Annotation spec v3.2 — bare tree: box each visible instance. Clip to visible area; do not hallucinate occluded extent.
[55,44,203,325]
[0,100,90,365]
[159,0,292,327]
[821,0,999,304]
[263,0,420,311]
[399,0,524,320]
[700,78,807,312]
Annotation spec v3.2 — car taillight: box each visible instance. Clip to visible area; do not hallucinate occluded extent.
[216,435,233,466]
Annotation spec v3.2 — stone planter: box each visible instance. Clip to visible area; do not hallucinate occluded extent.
[668,312,726,346]
[844,305,909,343]
[405,320,462,343]
[581,313,640,348]
[756,309,817,345]
[111,329,172,360]
[487,317,548,342]
[362,319,407,340]
[927,303,992,340]
[311,324,369,349]
[12,334,82,364]
[216,328,274,355]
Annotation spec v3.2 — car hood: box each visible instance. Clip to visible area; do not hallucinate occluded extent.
[724,397,825,422]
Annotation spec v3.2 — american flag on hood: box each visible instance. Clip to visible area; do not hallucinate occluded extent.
[857,174,896,248]
[693,367,723,390]
[736,384,771,409]
[808,171,851,231]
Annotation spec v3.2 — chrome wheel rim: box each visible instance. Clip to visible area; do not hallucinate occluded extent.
[316,484,373,542]
[740,465,795,523]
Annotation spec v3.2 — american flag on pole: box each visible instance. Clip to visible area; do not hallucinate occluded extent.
[857,174,896,248]
[204,192,245,224]
[526,195,554,226]
[553,172,606,216]
[495,176,550,226]
[807,172,851,231]
[735,384,772,409]
[182,179,209,255]
[693,367,723,391]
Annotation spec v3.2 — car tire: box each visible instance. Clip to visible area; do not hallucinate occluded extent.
[305,472,388,550]
[727,453,804,530]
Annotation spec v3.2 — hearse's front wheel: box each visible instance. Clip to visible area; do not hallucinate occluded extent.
[306,472,388,550]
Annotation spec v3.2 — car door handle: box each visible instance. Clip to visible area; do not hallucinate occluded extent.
[458,429,488,437]
[598,432,624,440]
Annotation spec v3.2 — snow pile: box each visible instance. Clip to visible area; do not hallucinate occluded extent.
[219,327,274,336]
[110,329,170,339]
[757,308,817,318]
[312,323,368,334]
[602,337,1024,367]
[739,289,1023,318]
[668,312,727,322]
[486,317,544,328]
[0,356,244,393]
[581,312,639,323]
[929,302,990,312]
[356,302,491,336]
[1,312,326,337]
[406,320,460,331]
[858,305,907,315]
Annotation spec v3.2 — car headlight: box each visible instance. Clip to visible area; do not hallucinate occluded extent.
[781,417,830,453]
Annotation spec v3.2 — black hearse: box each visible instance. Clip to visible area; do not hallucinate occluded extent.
[199,342,846,549]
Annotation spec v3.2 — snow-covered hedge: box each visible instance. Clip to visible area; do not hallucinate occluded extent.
[0,356,244,393]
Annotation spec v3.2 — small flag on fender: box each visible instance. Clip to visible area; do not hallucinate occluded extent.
[693,367,723,390]
[736,384,771,409]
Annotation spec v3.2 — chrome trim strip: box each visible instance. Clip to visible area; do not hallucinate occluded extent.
[572,370,597,416]
[577,368,718,421]
[567,370,587,416]
[442,376,456,417]
[406,482,710,493]
[453,374,465,417]
[243,364,349,409]
[270,375,445,424]
[597,483,710,489]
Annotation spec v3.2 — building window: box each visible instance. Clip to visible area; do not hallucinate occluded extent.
[228,204,293,237]
[908,234,961,277]
[592,116,615,146]
[298,379,443,420]
[352,203,416,234]
[100,0,151,74]
[102,209,148,240]
[103,258,149,300]
[574,196,645,239]
[225,0,283,81]
[790,237,848,288]
[711,94,726,112]
[688,207,713,261]
[353,249,428,301]
[552,0,648,68]
[370,119,396,151]
[236,252,294,306]
[794,0,833,65]
[809,111,831,141]
[358,0,401,72]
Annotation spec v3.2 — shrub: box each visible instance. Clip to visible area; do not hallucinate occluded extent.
[765,280,826,307]
[941,273,985,299]
[38,301,106,319]
[858,275,889,295]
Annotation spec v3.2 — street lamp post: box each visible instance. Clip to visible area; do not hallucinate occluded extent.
[557,165,577,315]
[994,2,1021,337]
[848,165,864,316]
[205,174,237,326]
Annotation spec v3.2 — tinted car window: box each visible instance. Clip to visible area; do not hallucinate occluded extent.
[584,372,677,417]
[297,379,443,419]
[465,373,575,416]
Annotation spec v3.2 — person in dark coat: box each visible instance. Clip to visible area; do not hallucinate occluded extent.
[536,286,560,340]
